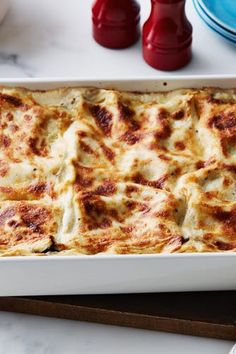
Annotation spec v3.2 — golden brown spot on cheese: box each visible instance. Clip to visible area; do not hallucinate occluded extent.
[6,112,13,121]
[0,160,9,177]
[78,131,87,138]
[223,139,235,157]
[89,105,113,136]
[155,210,170,218]
[224,164,236,174]
[57,111,67,119]
[9,124,19,133]
[210,206,236,237]
[159,154,171,161]
[125,200,137,210]
[27,182,48,197]
[118,101,134,120]
[204,191,215,199]
[125,185,139,196]
[0,186,13,194]
[0,134,11,148]
[19,204,50,233]
[28,137,48,157]
[121,130,141,145]
[94,180,117,196]
[215,240,235,251]
[208,111,236,131]
[75,172,94,190]
[80,141,97,156]
[0,123,7,130]
[85,236,113,254]
[118,101,140,131]
[0,94,23,107]
[100,143,115,162]
[120,225,134,234]
[109,208,119,220]
[139,203,151,214]
[24,114,32,122]
[172,168,182,178]
[196,159,215,170]
[174,141,185,150]
[124,200,150,215]
[81,195,105,221]
[155,126,171,140]
[156,109,171,140]
[223,177,231,187]
[133,173,167,190]
[99,218,112,229]
[202,233,214,241]
[8,220,20,228]
[158,108,169,120]
[28,137,40,155]
[0,207,15,226]
[81,193,123,231]
[172,109,185,120]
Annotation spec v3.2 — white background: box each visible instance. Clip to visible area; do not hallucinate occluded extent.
[0,0,235,353]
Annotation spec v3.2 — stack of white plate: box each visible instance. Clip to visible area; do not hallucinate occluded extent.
[193,0,236,45]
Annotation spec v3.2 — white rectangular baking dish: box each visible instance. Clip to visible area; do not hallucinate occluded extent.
[0,75,236,296]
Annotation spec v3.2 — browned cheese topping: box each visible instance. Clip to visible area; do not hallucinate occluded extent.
[0,86,235,256]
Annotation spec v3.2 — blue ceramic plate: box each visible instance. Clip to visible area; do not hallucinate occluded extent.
[194,0,236,45]
[197,0,236,41]
[198,0,236,34]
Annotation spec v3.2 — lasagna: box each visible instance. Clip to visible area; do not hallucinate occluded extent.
[0,86,235,256]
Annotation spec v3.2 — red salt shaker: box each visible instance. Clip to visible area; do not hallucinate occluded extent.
[143,0,193,71]
[92,0,141,49]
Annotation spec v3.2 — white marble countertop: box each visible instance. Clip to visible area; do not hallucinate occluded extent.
[0,311,234,354]
[0,0,235,353]
[0,0,235,78]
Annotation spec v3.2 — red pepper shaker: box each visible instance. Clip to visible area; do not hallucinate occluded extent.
[143,0,193,71]
[92,0,141,49]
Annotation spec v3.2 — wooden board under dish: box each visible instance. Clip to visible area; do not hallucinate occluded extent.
[0,292,235,341]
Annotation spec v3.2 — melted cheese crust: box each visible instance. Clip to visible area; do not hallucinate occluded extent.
[0,86,236,256]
